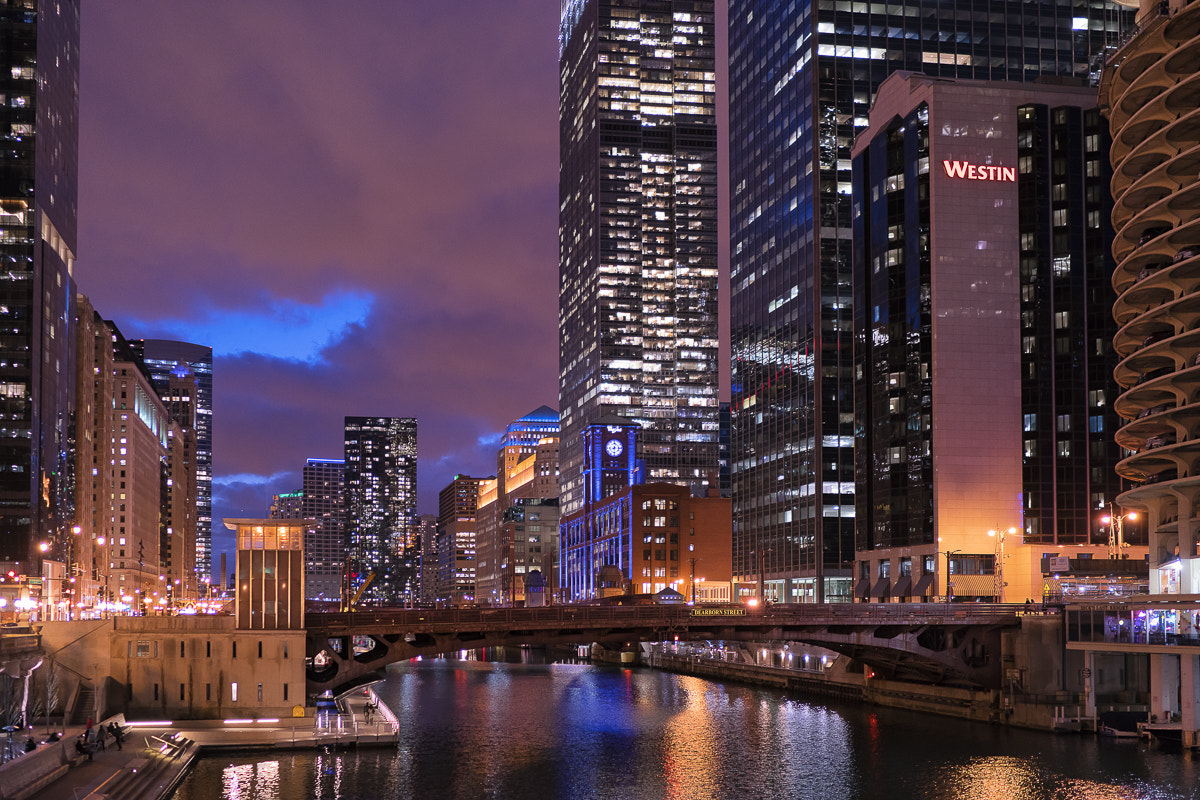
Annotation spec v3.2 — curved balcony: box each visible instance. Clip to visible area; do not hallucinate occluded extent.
[1106,0,1200,562]
[1114,366,1200,418]
[1115,246,1200,305]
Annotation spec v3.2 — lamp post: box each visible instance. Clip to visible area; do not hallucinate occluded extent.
[1100,504,1137,559]
[68,525,81,620]
[95,536,107,618]
[988,526,1016,603]
[37,542,48,621]
[943,549,961,603]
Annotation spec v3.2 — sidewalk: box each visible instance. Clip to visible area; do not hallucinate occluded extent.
[11,684,397,800]
[24,730,146,800]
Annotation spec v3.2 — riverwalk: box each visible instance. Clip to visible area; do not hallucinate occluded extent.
[0,689,396,800]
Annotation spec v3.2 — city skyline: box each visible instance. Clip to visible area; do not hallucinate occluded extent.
[78,4,687,569]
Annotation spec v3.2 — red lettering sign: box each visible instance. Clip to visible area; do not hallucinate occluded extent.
[942,160,1016,182]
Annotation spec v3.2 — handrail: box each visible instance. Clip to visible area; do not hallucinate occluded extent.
[307,601,1033,633]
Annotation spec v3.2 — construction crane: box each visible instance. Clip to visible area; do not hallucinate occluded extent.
[345,572,375,611]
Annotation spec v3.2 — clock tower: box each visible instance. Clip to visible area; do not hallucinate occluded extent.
[581,417,639,505]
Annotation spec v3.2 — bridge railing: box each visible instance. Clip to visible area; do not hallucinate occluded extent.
[308,601,1043,633]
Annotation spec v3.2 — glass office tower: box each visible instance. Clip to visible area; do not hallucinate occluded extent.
[558,0,720,517]
[131,339,213,580]
[0,0,79,568]
[728,0,1129,602]
[301,457,344,602]
[343,416,417,605]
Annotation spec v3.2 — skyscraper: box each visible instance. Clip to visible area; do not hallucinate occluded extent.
[301,458,344,603]
[343,417,417,605]
[474,407,561,606]
[0,0,79,571]
[558,0,720,517]
[130,339,213,581]
[851,75,1130,603]
[728,0,1129,602]
[437,475,479,607]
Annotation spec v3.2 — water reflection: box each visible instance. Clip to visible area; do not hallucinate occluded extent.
[171,652,1200,800]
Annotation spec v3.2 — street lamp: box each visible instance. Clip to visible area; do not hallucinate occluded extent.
[988,526,1017,603]
[943,549,961,603]
[68,526,81,620]
[96,537,109,618]
[1100,504,1137,559]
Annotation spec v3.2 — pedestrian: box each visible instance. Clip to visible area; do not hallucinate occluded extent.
[108,722,123,751]
[95,725,106,751]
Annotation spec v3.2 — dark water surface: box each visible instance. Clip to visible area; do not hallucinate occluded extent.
[169,654,1200,800]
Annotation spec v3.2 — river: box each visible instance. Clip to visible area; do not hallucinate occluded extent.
[168,651,1200,800]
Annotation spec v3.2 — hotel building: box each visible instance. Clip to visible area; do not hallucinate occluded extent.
[728,0,1130,602]
[851,74,1138,603]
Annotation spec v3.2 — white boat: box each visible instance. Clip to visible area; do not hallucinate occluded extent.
[1099,723,1140,739]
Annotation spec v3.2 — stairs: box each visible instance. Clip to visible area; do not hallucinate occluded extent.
[103,736,197,800]
[70,684,95,726]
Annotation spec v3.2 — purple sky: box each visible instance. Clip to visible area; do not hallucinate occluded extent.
[78,3,727,571]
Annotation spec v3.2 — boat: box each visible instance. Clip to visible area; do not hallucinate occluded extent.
[1099,723,1140,739]
[1097,711,1146,739]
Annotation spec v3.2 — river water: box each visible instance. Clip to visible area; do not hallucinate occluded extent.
[169,652,1200,800]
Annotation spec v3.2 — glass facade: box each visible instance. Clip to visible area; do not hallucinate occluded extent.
[437,475,479,606]
[1015,104,1130,547]
[558,0,720,517]
[0,0,79,567]
[343,416,417,604]
[851,103,933,555]
[728,0,1129,602]
[131,339,214,579]
[301,458,344,602]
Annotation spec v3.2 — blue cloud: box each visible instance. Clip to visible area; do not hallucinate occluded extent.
[214,472,297,488]
[128,289,374,362]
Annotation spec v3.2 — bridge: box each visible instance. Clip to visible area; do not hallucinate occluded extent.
[305,603,1037,695]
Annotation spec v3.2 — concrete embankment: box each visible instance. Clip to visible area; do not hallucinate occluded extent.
[647,651,1089,732]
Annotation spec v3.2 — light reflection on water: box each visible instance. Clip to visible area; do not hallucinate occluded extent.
[170,654,1200,800]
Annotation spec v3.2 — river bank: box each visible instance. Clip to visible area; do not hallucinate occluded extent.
[642,646,1152,737]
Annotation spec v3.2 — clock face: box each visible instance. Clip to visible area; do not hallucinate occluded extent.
[605,438,624,457]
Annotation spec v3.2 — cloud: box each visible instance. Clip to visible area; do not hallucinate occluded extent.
[126,290,374,363]
[79,1,562,541]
